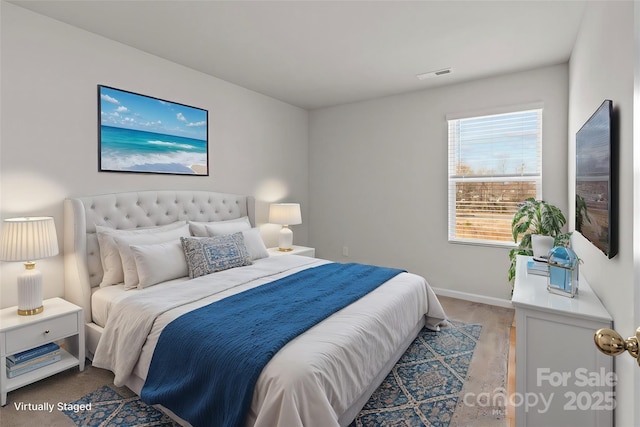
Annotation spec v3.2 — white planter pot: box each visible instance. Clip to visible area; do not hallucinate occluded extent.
[531,234,555,258]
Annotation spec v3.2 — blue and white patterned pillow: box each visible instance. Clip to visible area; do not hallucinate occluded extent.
[181,233,252,279]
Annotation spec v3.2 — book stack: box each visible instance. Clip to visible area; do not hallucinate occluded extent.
[527,259,549,277]
[6,342,61,378]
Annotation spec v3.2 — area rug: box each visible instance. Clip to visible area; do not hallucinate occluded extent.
[62,385,179,427]
[64,322,481,427]
[350,321,483,427]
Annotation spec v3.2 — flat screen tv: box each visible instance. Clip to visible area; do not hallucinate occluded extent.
[575,99,617,258]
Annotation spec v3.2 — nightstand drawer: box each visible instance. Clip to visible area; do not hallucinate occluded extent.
[5,314,78,355]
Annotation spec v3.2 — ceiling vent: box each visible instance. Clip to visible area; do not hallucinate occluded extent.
[416,68,452,80]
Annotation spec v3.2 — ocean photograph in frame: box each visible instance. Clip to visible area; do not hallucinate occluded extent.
[98,85,208,175]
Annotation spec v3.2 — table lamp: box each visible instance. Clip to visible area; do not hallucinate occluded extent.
[269,203,302,251]
[0,217,59,315]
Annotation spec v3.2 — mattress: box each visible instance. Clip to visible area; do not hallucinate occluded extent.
[91,277,190,328]
[91,284,124,328]
[93,255,447,427]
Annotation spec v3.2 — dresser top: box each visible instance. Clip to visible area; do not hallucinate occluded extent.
[511,256,612,323]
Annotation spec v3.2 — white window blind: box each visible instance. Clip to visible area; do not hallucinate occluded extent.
[448,108,542,245]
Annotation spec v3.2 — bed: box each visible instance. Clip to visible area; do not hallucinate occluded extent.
[63,190,447,427]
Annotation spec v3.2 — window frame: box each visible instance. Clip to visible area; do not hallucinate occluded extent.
[447,104,543,247]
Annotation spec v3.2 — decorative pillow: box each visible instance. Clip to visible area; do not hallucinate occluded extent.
[204,226,268,260]
[181,233,252,279]
[130,240,189,289]
[189,216,251,237]
[96,221,187,287]
[113,224,191,290]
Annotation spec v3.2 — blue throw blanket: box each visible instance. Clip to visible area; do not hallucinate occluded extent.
[140,262,405,427]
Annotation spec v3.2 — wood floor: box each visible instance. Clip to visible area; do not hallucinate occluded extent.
[438,296,515,427]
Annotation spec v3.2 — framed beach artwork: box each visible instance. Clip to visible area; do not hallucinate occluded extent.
[98,85,208,175]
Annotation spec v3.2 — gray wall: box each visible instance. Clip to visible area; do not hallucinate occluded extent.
[0,3,310,307]
[309,64,569,302]
[568,2,637,425]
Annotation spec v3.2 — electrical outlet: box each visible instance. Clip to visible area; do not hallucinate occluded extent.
[342,246,349,257]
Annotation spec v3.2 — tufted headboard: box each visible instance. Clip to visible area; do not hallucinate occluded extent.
[64,190,255,323]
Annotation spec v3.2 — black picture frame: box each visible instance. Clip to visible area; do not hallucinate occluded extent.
[98,85,209,176]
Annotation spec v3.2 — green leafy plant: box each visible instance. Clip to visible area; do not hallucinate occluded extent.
[507,198,569,284]
[553,232,572,249]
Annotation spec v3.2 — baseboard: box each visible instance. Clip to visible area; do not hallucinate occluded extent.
[432,287,513,309]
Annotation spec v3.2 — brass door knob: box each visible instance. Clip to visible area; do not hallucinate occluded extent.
[594,327,640,367]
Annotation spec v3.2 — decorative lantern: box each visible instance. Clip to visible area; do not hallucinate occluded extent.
[547,246,579,297]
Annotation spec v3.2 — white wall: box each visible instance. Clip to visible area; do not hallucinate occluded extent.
[0,3,309,308]
[568,2,636,426]
[309,64,568,302]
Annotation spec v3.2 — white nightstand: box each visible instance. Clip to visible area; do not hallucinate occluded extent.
[0,297,85,406]
[268,245,315,257]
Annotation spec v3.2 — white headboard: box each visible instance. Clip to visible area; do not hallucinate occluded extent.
[64,190,255,323]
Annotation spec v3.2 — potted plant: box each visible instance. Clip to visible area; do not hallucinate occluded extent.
[507,198,569,283]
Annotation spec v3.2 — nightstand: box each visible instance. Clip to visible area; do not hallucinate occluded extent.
[268,245,315,257]
[0,297,85,406]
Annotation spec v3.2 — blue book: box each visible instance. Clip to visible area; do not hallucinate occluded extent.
[6,349,61,368]
[6,354,61,378]
[7,342,60,364]
[527,260,549,276]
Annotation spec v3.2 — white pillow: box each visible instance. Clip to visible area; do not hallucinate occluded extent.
[96,221,187,287]
[189,216,251,237]
[241,228,269,260]
[114,224,191,290]
[130,240,189,289]
[204,226,269,261]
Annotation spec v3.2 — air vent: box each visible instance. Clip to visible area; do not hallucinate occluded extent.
[416,68,452,80]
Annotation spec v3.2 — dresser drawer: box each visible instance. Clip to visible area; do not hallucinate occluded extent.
[5,313,78,355]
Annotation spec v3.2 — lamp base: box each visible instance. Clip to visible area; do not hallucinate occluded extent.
[18,306,44,316]
[17,263,44,316]
[278,225,294,251]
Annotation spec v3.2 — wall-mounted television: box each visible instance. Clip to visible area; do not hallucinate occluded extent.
[575,99,617,258]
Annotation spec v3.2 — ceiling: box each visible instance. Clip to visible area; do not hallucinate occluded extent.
[11,0,586,110]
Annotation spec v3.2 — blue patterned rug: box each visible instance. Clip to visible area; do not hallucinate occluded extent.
[64,322,481,427]
[350,321,482,427]
[62,385,179,427]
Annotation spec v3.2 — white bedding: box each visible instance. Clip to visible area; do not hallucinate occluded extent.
[91,277,190,328]
[92,255,447,427]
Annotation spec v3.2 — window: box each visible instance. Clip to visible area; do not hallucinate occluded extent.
[448,107,542,245]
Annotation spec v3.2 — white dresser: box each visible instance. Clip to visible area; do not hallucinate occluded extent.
[512,255,613,427]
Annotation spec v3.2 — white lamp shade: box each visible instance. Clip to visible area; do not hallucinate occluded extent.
[0,217,59,262]
[0,217,58,315]
[269,203,302,226]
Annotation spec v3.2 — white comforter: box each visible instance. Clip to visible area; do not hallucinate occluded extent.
[93,256,447,427]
